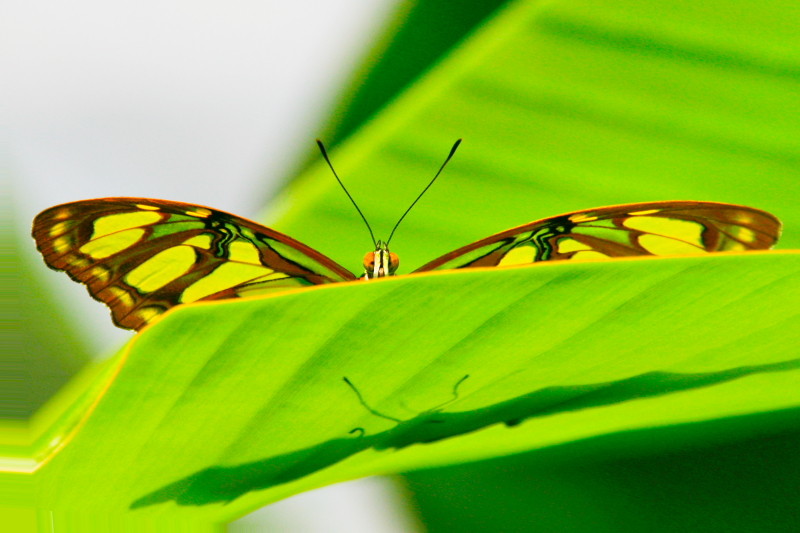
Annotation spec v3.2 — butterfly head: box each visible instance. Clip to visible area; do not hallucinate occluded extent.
[363,240,399,279]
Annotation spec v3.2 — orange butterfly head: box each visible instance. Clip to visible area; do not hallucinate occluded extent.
[363,240,399,279]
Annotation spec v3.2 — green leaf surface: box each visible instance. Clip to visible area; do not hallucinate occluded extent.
[23,252,800,523]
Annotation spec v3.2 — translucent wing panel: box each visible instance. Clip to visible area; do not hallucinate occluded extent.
[415,202,781,272]
[33,198,356,330]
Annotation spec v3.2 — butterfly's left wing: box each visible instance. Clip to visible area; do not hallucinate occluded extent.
[33,198,356,330]
[414,201,781,272]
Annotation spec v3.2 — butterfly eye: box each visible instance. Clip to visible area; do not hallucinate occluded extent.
[389,252,399,269]
[363,252,375,270]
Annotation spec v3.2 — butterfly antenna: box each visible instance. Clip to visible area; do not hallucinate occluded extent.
[343,377,402,423]
[317,140,377,248]
[386,139,462,245]
[427,374,470,412]
[349,427,366,437]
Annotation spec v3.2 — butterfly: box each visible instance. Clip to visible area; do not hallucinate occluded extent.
[32,142,781,331]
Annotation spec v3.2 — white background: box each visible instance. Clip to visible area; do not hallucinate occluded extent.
[4,0,422,530]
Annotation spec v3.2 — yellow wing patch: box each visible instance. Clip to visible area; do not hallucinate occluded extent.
[557,238,590,253]
[182,234,213,249]
[637,234,705,255]
[181,263,276,303]
[131,307,164,325]
[79,228,145,259]
[53,237,73,254]
[49,221,72,238]
[568,213,598,223]
[184,207,212,218]
[570,251,609,260]
[125,246,196,292]
[88,266,111,283]
[727,226,757,244]
[622,216,703,243]
[105,286,135,309]
[228,240,262,265]
[92,211,162,239]
[498,245,537,266]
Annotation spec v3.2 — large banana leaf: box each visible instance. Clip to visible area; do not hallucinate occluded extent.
[9,252,800,528]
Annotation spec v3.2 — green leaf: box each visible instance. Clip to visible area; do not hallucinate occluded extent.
[21,252,800,523]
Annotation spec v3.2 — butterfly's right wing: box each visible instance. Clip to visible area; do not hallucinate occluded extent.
[414,201,781,272]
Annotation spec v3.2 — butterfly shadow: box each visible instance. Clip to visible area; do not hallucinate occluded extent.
[129,356,800,510]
